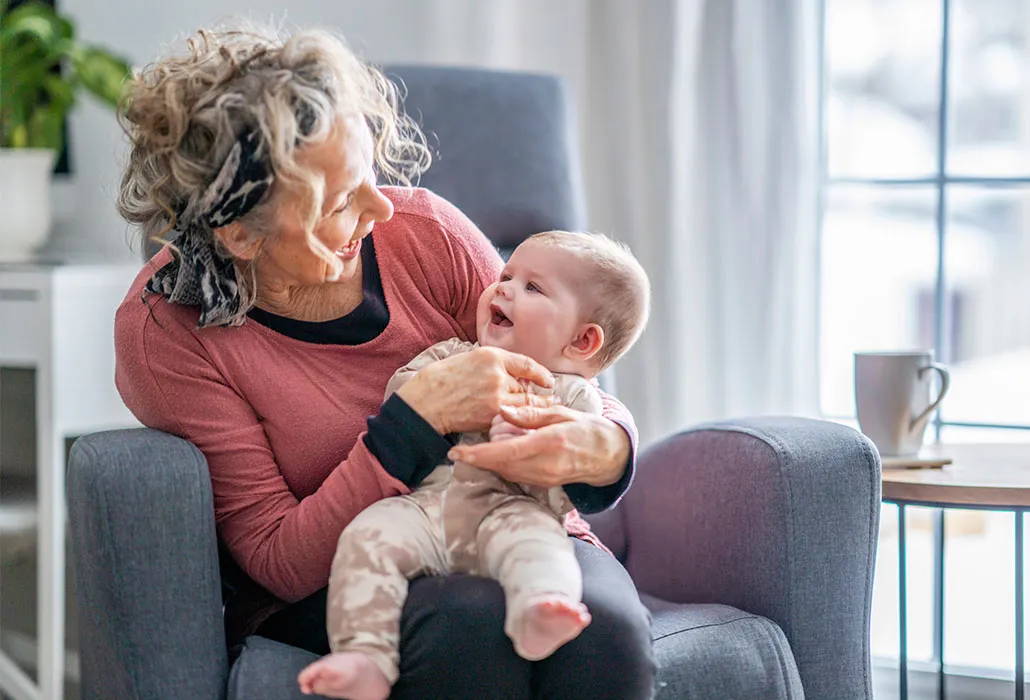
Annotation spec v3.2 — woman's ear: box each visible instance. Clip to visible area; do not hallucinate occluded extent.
[214,222,261,261]
[567,323,605,362]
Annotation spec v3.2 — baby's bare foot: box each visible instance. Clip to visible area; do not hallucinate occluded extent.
[514,597,592,661]
[297,652,390,700]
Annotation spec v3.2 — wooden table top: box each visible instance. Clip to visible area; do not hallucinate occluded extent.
[881,443,1030,508]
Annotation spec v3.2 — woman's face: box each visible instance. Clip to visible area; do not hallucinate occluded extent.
[254,114,394,290]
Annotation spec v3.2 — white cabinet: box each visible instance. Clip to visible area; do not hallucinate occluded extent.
[0,262,141,700]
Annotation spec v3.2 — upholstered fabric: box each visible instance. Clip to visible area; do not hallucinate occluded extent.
[227,637,313,700]
[644,597,803,699]
[617,417,880,700]
[67,429,229,700]
[382,65,586,253]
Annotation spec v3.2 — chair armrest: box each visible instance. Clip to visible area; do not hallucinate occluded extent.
[620,417,880,700]
[68,428,228,700]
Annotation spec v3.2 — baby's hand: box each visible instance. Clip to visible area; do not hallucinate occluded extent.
[490,414,530,441]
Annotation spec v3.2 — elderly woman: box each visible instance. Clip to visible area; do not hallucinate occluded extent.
[113,25,654,700]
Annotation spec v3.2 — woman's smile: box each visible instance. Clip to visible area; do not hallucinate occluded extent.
[336,236,362,260]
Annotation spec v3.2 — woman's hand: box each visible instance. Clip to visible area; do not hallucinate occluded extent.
[448,405,631,489]
[395,346,557,435]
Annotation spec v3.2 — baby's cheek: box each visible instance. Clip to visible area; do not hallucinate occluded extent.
[481,283,500,307]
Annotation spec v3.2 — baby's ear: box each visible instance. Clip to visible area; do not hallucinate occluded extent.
[568,323,604,361]
[214,221,261,261]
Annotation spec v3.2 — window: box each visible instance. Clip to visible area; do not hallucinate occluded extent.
[818,0,1030,680]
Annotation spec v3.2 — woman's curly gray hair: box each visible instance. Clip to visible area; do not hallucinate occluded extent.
[116,23,430,322]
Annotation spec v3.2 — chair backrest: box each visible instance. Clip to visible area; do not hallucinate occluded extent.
[142,65,586,261]
[382,65,586,255]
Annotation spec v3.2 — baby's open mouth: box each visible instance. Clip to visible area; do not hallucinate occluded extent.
[490,304,513,327]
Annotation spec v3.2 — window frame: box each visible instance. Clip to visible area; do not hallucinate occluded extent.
[817,0,1030,434]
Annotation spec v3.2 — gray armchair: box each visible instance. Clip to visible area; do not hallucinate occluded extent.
[69,66,880,700]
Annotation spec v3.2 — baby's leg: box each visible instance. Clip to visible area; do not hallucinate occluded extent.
[478,499,590,661]
[299,497,446,699]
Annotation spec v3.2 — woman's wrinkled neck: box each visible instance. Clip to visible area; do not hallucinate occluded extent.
[254,260,365,321]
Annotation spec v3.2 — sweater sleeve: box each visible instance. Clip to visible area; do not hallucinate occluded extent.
[114,299,408,603]
[443,219,640,513]
[363,339,475,488]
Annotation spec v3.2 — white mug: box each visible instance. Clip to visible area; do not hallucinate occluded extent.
[854,351,950,457]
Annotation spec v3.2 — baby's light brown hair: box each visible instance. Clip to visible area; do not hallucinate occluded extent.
[526,230,651,372]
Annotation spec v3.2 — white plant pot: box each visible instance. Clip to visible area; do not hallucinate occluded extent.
[0,148,57,261]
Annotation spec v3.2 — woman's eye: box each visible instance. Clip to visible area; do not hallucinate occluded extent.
[331,193,356,216]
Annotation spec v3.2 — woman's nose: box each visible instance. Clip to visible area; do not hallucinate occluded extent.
[363,184,394,223]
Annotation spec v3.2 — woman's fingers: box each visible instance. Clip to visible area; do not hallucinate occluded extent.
[451,431,545,473]
[503,389,558,408]
[498,404,578,428]
[495,348,554,389]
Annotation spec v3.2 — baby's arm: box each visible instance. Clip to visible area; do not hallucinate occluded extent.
[384,338,475,400]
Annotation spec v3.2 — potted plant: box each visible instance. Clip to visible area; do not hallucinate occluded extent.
[0,0,131,260]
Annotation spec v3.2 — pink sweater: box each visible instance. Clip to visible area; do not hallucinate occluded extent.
[115,187,635,604]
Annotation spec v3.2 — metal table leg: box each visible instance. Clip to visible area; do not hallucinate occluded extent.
[1017,509,1024,700]
[900,503,908,700]
[934,508,945,700]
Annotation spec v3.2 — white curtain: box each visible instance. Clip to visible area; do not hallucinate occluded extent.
[659,0,824,440]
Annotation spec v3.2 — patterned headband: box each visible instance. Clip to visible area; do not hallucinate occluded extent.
[144,129,274,328]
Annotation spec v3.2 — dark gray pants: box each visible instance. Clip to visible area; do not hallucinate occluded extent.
[256,539,655,700]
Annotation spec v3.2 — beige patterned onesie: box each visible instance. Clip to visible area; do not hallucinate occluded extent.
[326,338,603,684]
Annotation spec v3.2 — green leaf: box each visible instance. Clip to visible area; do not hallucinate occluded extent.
[27,105,62,151]
[53,13,74,41]
[8,123,29,149]
[0,3,64,47]
[42,74,75,112]
[72,47,131,107]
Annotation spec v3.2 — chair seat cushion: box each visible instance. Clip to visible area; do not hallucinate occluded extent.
[227,598,803,700]
[228,636,318,700]
[642,594,803,699]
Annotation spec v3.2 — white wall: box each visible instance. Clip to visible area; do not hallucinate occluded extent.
[47,0,596,262]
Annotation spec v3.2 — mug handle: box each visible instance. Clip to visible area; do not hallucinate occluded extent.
[910,362,951,429]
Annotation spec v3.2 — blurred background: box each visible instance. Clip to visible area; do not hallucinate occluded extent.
[819,0,1030,692]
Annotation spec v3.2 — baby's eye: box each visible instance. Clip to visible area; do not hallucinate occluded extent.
[500,274,512,282]
[526,282,541,293]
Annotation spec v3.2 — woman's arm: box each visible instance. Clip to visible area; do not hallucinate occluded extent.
[115,303,407,604]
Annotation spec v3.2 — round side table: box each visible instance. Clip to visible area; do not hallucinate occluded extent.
[883,443,1030,700]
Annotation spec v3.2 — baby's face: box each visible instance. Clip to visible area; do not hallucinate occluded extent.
[476,241,586,370]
